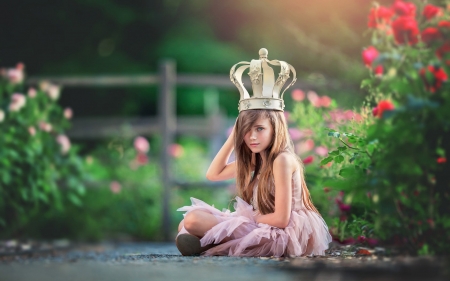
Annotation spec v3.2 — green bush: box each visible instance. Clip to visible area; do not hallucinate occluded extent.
[319,0,450,254]
[0,63,86,237]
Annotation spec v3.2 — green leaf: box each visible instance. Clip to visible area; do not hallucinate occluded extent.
[361,79,372,89]
[339,167,359,178]
[320,156,334,165]
[338,146,347,152]
[335,155,345,163]
[329,150,340,156]
[68,193,82,207]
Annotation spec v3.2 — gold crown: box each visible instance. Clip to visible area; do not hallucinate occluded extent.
[230,48,297,112]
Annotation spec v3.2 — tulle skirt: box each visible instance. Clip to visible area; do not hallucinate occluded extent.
[177,197,332,257]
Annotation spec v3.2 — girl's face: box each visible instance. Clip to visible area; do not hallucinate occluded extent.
[244,116,273,154]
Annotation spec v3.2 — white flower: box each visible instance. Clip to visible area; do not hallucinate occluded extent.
[0,110,5,122]
[9,93,26,112]
[47,85,60,100]
[56,134,71,154]
[64,108,73,119]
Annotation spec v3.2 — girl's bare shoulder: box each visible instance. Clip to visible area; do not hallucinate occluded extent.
[273,151,298,173]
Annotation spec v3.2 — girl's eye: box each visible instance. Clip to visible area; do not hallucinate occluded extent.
[256,127,264,132]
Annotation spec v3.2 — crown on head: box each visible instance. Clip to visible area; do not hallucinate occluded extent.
[230,48,297,112]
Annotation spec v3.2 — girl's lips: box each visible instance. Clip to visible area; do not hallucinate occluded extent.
[250,143,259,147]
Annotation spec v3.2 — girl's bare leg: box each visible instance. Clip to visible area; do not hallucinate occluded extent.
[178,210,220,238]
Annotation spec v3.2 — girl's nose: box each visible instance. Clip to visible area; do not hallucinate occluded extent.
[250,132,257,140]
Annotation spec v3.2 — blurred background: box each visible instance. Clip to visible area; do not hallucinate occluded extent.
[0,0,391,242]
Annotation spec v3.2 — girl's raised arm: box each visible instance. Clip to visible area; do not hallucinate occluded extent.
[205,126,236,181]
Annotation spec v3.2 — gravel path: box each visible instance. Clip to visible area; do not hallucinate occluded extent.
[0,242,447,281]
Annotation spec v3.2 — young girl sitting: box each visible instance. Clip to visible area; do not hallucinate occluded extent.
[176,49,332,257]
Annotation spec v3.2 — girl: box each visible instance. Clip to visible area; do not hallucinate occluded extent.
[176,109,332,257]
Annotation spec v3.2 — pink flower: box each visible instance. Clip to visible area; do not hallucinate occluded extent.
[169,144,184,158]
[291,89,305,101]
[0,110,4,122]
[307,91,320,107]
[39,121,52,132]
[134,136,150,153]
[27,88,37,98]
[288,128,303,141]
[56,134,71,154]
[315,146,328,157]
[319,95,332,107]
[328,109,346,123]
[9,93,26,112]
[367,238,378,246]
[28,126,36,136]
[110,181,122,194]
[362,46,379,68]
[296,139,315,155]
[7,67,24,84]
[64,108,73,119]
[303,155,314,165]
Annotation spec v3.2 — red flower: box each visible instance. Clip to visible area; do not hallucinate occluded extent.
[339,214,348,222]
[438,21,450,29]
[303,155,314,165]
[323,187,331,193]
[392,0,416,17]
[335,198,351,212]
[421,28,442,44]
[368,6,394,28]
[392,16,419,45]
[374,65,384,76]
[437,157,447,164]
[136,152,149,165]
[357,235,367,243]
[373,100,395,118]
[419,65,448,93]
[436,42,450,65]
[362,46,379,68]
[423,4,443,20]
[372,107,379,116]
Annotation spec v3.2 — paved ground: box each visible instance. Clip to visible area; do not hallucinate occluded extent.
[0,242,447,281]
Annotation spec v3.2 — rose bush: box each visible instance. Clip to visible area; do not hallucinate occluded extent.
[0,63,86,237]
[319,0,450,255]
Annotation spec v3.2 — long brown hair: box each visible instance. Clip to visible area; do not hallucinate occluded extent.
[234,109,320,215]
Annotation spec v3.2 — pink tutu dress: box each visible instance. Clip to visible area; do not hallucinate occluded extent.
[177,169,332,257]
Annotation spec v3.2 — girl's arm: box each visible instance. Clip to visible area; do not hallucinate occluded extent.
[205,126,236,181]
[255,153,295,228]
